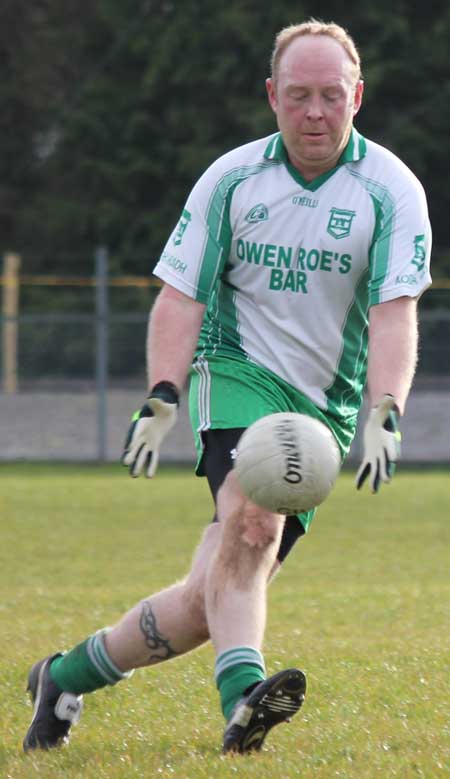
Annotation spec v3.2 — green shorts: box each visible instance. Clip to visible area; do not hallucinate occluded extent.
[189,355,356,533]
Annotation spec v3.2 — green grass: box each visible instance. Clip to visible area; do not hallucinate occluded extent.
[0,464,449,779]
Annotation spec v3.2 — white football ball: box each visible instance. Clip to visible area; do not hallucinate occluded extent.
[234,412,341,514]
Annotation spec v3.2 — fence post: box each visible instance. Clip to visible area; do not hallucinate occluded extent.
[2,253,21,394]
[95,247,108,461]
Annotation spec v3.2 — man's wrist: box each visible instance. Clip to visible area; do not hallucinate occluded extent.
[148,381,180,406]
[371,393,401,415]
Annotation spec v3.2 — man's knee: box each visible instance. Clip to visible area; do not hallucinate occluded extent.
[217,470,283,562]
[240,501,282,549]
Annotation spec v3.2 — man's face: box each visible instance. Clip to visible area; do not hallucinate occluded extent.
[266,35,364,180]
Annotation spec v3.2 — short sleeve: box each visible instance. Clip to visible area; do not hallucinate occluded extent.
[153,160,234,304]
[368,175,432,305]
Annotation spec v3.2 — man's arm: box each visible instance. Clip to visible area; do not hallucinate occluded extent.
[356,296,419,492]
[366,296,418,415]
[122,283,206,477]
[147,283,206,392]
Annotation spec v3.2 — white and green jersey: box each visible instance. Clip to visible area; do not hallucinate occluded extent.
[154,128,432,425]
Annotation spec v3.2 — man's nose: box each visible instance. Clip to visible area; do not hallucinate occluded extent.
[305,96,324,120]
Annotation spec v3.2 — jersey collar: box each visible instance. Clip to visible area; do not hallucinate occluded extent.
[263,127,367,191]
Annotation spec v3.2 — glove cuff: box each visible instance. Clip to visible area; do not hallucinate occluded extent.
[381,393,400,417]
[149,381,180,406]
[380,395,400,432]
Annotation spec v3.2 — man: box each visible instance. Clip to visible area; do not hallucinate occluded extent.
[24,20,431,755]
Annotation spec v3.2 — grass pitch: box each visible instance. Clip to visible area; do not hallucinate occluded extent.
[0,463,448,779]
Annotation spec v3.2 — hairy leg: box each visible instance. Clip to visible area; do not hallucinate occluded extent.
[105,523,218,671]
[205,470,284,654]
[106,475,284,672]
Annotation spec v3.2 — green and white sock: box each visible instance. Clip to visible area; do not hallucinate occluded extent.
[50,628,133,695]
[215,646,266,721]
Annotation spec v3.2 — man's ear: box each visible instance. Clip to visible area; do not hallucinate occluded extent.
[266,77,277,113]
[353,79,364,116]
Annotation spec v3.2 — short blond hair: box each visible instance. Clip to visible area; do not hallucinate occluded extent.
[270,19,361,84]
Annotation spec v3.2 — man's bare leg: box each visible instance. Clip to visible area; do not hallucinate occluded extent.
[201,470,306,753]
[104,523,218,669]
[23,521,218,751]
[23,471,303,752]
[205,470,284,653]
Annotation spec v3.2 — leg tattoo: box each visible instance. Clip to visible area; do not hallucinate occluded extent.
[139,600,179,663]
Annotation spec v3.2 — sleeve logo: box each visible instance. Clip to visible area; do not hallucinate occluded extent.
[326,208,356,239]
[173,208,192,246]
[411,234,426,272]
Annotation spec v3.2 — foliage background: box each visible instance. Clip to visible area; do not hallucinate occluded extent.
[1,0,450,276]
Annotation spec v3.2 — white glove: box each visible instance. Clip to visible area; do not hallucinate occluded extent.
[122,382,179,478]
[355,394,401,493]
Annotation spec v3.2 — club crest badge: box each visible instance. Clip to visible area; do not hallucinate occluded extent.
[326,208,356,239]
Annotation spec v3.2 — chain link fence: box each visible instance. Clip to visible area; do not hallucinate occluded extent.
[1,250,450,464]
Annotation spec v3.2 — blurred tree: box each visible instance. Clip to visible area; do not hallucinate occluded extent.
[0,2,42,251]
[1,0,448,276]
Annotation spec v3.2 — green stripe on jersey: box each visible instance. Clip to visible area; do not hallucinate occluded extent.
[348,170,395,304]
[196,281,246,362]
[324,268,369,427]
[196,160,281,353]
[196,162,280,300]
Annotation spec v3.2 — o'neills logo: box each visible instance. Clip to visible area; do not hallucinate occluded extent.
[275,419,302,484]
